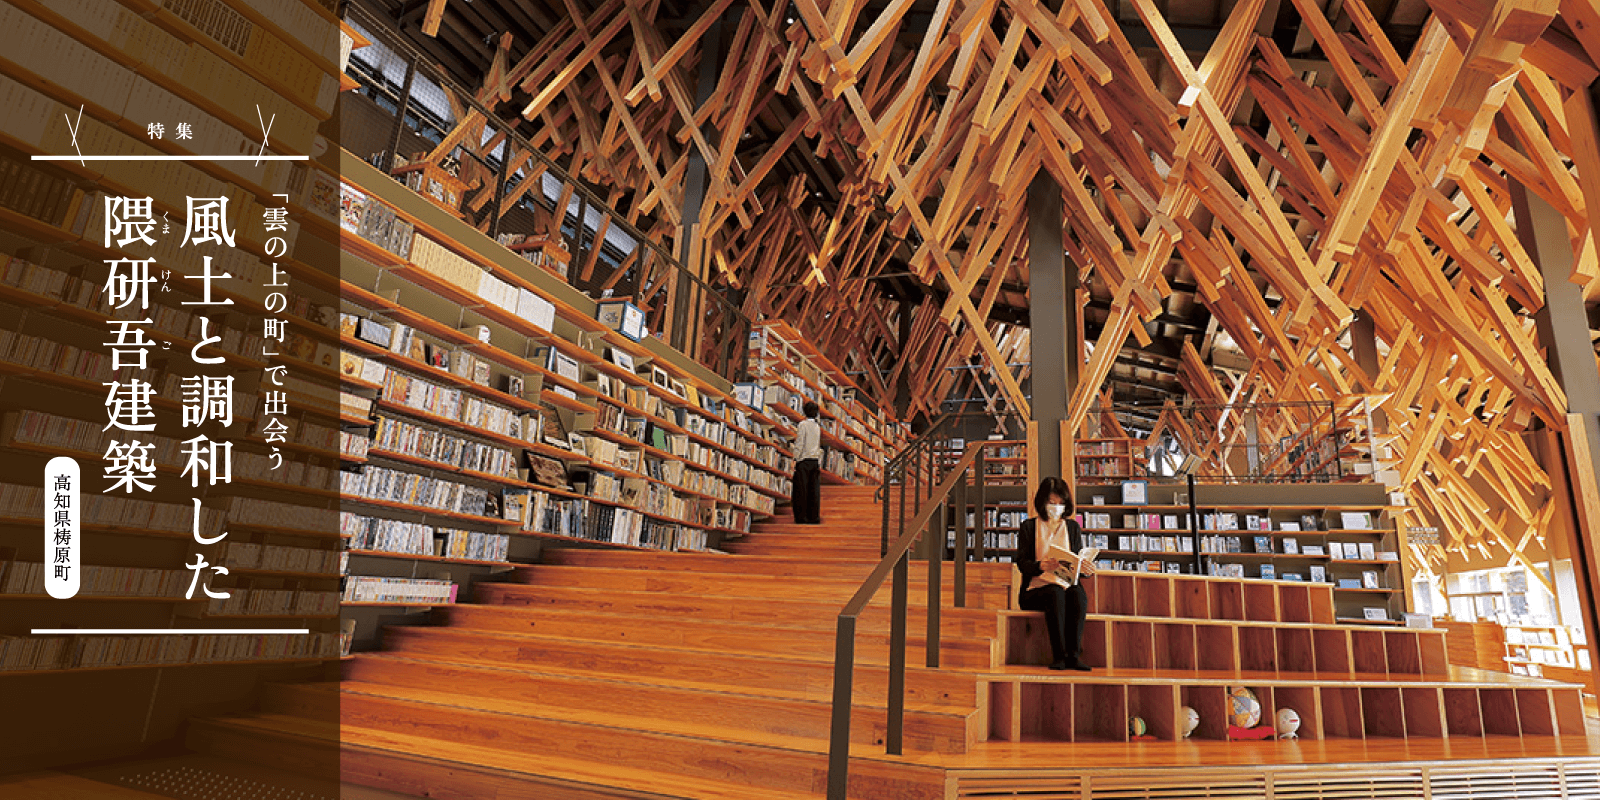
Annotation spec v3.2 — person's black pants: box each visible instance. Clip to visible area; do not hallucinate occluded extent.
[792,458,821,524]
[1019,583,1088,663]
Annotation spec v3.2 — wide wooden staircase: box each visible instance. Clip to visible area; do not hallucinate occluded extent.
[181,483,1598,799]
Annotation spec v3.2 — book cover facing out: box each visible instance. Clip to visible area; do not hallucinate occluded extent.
[0,3,341,794]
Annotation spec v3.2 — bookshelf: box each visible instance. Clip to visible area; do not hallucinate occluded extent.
[333,146,807,648]
[745,320,905,486]
[1074,437,1145,483]
[1073,482,1407,624]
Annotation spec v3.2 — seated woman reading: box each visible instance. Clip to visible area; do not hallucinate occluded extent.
[1015,476,1095,671]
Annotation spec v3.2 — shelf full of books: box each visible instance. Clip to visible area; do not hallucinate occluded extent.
[335,154,801,578]
[745,320,906,486]
[1073,437,1146,483]
[1075,482,1406,623]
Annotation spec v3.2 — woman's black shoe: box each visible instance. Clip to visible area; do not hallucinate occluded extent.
[1048,660,1070,671]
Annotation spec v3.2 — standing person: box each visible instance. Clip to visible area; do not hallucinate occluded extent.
[1015,476,1094,670]
[791,401,823,524]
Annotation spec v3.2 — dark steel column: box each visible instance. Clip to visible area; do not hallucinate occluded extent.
[1027,171,1075,479]
[896,299,914,418]
[1350,309,1389,434]
[671,12,729,351]
[1511,178,1600,698]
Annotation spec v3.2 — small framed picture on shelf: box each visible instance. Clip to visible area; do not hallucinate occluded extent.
[1253,535,1273,554]
[1309,565,1327,583]
[1358,542,1377,561]
[1363,607,1389,621]
[1362,570,1381,589]
[1303,545,1325,557]
[651,366,671,390]
[1300,514,1320,531]
[1282,537,1299,555]
[1329,542,1348,560]
[1091,495,1106,506]
[1260,564,1276,580]
[606,347,636,372]
[503,374,526,398]
[1121,480,1149,506]
[1340,511,1374,530]
[1279,521,1301,532]
[1245,514,1260,531]
[668,379,687,399]
[1344,542,1364,560]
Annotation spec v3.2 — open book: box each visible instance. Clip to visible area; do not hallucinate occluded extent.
[1045,544,1100,587]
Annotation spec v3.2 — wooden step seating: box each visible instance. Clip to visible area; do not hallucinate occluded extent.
[990,571,1589,744]
[331,483,954,799]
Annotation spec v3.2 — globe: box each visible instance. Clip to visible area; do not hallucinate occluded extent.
[1129,716,1147,737]
[1228,686,1262,728]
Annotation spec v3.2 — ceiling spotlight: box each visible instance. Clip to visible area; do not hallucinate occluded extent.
[786,16,796,24]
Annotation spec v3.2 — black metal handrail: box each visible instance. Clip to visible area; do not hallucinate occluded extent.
[825,437,1015,799]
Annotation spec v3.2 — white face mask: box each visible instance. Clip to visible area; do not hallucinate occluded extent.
[1045,504,1066,521]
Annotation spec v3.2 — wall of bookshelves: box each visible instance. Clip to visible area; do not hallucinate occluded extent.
[334,150,812,647]
[745,320,905,486]
[1075,482,1408,624]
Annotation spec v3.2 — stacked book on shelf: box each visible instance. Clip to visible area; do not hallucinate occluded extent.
[217,542,340,574]
[340,512,511,562]
[0,562,189,597]
[343,576,457,604]
[341,465,500,519]
[372,415,519,478]
[205,589,338,617]
[0,633,340,673]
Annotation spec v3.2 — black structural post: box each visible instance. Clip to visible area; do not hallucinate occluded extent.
[1027,171,1076,480]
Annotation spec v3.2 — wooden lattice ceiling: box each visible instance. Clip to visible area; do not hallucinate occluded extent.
[367,0,1600,565]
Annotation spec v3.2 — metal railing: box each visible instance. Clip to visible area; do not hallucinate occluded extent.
[826,417,1023,799]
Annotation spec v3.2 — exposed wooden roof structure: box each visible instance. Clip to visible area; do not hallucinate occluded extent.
[362,0,1600,566]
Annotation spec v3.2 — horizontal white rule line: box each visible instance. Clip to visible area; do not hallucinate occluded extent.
[31,155,309,161]
[31,628,313,634]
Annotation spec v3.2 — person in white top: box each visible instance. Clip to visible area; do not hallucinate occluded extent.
[791,401,824,524]
[1015,476,1095,670]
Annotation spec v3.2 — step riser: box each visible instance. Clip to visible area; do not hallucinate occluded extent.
[340,746,702,800]
[544,551,1015,582]
[500,566,1010,603]
[476,583,1010,620]
[339,692,938,797]
[381,628,977,706]
[341,739,941,800]
[473,585,1002,635]
[438,606,997,668]
[260,684,340,720]
[343,658,975,753]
